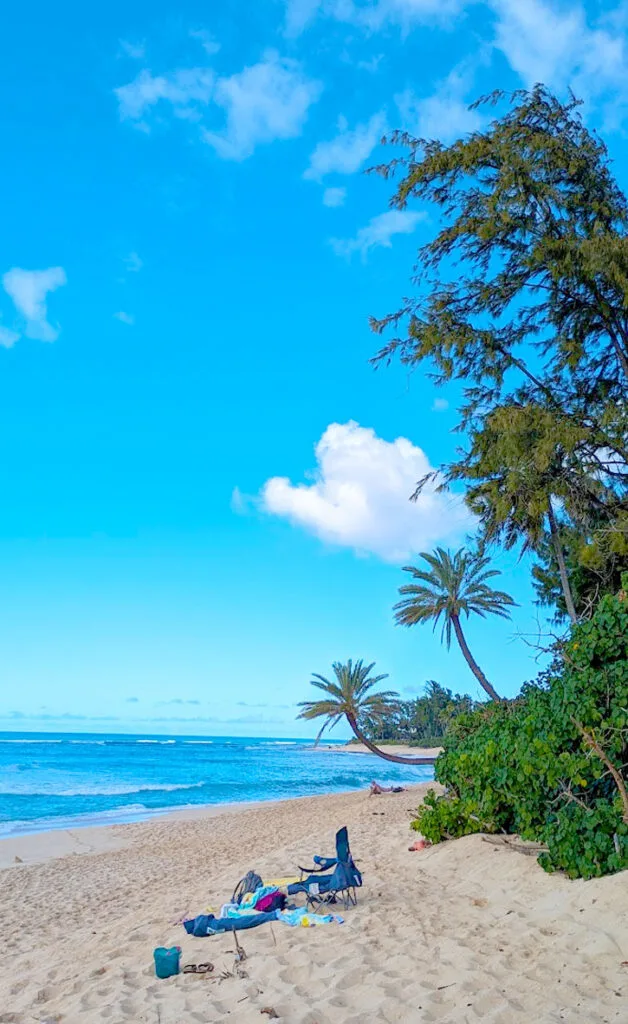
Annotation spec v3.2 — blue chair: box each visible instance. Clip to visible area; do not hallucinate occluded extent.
[287,826,362,910]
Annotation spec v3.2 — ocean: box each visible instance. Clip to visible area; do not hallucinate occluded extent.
[0,732,433,837]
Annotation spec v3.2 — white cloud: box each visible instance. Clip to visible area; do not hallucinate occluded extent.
[202,53,322,160]
[357,54,384,73]
[114,311,135,325]
[396,62,482,143]
[2,267,67,343]
[115,68,214,128]
[189,28,221,55]
[492,0,585,87]
[259,421,470,562]
[331,209,424,259]
[489,0,628,119]
[119,39,146,60]
[432,397,449,412]
[323,186,347,207]
[284,0,463,35]
[0,326,19,349]
[231,486,253,514]
[284,0,323,35]
[304,111,386,181]
[116,52,321,159]
[123,251,143,272]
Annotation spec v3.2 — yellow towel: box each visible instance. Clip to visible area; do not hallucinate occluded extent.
[263,876,300,888]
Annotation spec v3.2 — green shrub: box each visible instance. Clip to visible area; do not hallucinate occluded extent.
[412,581,628,879]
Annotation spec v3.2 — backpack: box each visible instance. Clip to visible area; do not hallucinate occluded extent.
[232,870,263,904]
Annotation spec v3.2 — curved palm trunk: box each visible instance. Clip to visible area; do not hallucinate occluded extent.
[547,496,578,625]
[451,614,502,702]
[346,713,437,765]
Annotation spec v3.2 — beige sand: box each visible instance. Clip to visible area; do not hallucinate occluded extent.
[1,786,627,1023]
[326,742,442,759]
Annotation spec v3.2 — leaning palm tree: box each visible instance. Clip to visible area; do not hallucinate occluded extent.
[297,658,437,765]
[394,548,515,702]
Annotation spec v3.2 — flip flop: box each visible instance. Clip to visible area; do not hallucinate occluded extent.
[183,962,214,974]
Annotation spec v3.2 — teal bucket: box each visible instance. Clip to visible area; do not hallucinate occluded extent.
[153,946,181,979]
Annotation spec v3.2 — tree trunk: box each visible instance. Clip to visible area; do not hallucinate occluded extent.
[346,714,437,765]
[451,614,502,702]
[547,496,578,625]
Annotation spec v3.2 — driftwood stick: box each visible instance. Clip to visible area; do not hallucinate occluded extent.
[482,836,548,855]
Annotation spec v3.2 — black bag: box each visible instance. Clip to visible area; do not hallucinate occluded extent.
[232,870,263,904]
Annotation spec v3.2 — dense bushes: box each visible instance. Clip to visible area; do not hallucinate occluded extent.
[413,581,628,879]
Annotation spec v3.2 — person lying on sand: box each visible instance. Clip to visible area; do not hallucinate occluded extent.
[369,781,405,795]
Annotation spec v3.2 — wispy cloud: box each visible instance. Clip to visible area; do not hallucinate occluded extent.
[0,326,20,349]
[2,266,67,343]
[116,52,321,160]
[202,52,322,160]
[432,397,450,412]
[156,698,202,706]
[115,68,214,130]
[119,39,146,60]
[258,420,471,562]
[304,111,386,181]
[284,0,464,36]
[395,59,483,143]
[490,0,628,123]
[122,251,143,273]
[357,54,384,73]
[114,311,135,326]
[189,28,221,55]
[322,186,346,207]
[330,209,424,260]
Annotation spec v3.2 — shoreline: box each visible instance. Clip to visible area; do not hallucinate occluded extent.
[0,782,434,869]
[2,782,626,1023]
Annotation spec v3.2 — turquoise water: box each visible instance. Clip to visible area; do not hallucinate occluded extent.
[0,732,433,837]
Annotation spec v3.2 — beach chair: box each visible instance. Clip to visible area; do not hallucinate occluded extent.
[287,826,362,910]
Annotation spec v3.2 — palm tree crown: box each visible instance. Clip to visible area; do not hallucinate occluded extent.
[394,547,515,648]
[297,659,437,765]
[297,659,399,743]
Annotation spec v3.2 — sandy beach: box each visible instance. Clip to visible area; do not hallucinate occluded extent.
[326,743,442,760]
[1,785,627,1024]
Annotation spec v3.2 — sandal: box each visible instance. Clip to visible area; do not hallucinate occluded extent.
[183,962,214,974]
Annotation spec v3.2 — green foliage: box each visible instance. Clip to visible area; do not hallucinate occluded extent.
[372,86,628,621]
[540,801,628,880]
[532,514,628,622]
[412,584,628,879]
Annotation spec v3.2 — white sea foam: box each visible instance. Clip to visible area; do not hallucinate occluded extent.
[0,781,206,797]
[136,739,176,744]
[0,739,63,744]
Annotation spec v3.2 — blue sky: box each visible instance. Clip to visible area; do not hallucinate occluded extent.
[1,0,626,736]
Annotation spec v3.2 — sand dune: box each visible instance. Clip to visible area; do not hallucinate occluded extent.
[1,785,627,1023]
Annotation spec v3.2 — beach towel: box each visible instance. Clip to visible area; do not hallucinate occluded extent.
[240,885,280,909]
[277,907,343,927]
[183,911,278,936]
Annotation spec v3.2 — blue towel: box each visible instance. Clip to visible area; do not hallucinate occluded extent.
[183,911,278,935]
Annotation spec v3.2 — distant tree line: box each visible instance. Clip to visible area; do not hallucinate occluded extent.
[359,680,476,747]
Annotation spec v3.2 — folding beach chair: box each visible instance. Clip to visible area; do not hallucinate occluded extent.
[287,826,362,910]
